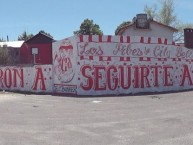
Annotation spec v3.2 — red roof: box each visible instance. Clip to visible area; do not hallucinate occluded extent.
[25,32,54,43]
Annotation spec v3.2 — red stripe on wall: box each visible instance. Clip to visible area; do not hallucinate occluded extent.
[120,57,124,61]
[139,57,151,61]
[99,56,111,61]
[107,56,111,61]
[172,58,181,61]
[158,38,162,44]
[80,56,84,60]
[148,37,151,44]
[127,36,130,43]
[158,58,167,61]
[139,57,143,61]
[80,56,93,60]
[164,39,167,45]
[88,35,92,42]
[107,35,111,42]
[79,35,83,42]
[99,35,102,42]
[99,56,103,61]
[126,57,131,61]
[120,36,123,43]
[185,59,193,62]
[140,37,144,43]
[89,56,93,60]
[120,57,131,61]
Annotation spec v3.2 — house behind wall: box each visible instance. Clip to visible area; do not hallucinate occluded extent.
[116,14,178,41]
[20,32,54,65]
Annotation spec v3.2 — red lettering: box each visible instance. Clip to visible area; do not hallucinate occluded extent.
[32,67,46,90]
[150,65,161,87]
[0,68,24,89]
[107,66,118,90]
[180,65,193,86]
[153,45,170,58]
[113,44,143,56]
[13,68,24,87]
[80,64,179,91]
[95,66,106,90]
[0,69,4,88]
[4,69,12,88]
[140,66,150,88]
[79,42,103,56]
[176,47,193,59]
[81,65,93,90]
[119,65,131,89]
[163,65,173,86]
[133,66,140,88]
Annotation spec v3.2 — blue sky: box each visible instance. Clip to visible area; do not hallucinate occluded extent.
[1,0,193,41]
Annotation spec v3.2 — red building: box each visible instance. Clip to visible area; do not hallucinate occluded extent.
[20,32,54,64]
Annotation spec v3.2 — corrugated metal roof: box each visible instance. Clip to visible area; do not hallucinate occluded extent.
[0,41,24,47]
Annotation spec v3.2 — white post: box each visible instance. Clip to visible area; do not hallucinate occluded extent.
[33,54,36,64]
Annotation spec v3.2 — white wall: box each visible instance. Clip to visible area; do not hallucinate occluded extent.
[52,36,78,94]
[62,35,193,95]
[122,23,174,41]
[0,65,53,92]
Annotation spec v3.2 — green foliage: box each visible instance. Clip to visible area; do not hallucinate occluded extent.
[159,0,176,26]
[0,46,20,66]
[115,21,131,35]
[144,0,193,42]
[74,19,103,35]
[18,30,53,41]
[0,38,4,42]
[18,31,34,41]
[144,4,157,20]
[144,0,176,26]
[0,47,19,65]
[0,47,9,65]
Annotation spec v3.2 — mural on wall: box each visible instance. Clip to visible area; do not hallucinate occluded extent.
[52,38,77,94]
[4,35,191,95]
[0,65,53,92]
[75,35,193,95]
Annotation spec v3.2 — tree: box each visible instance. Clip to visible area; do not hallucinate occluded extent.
[174,22,193,42]
[144,0,193,42]
[0,48,9,65]
[74,19,103,35]
[144,4,157,20]
[144,0,176,26]
[18,31,34,41]
[0,38,4,42]
[0,46,19,65]
[39,30,53,38]
[115,21,131,35]
[159,0,176,26]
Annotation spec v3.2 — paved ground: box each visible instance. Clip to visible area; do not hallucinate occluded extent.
[0,91,193,145]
